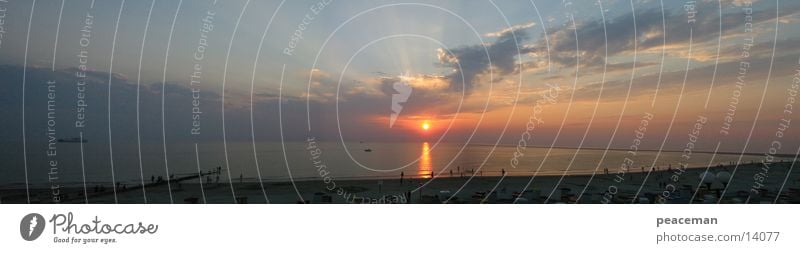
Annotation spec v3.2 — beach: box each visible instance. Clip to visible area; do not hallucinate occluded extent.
[3,161,798,204]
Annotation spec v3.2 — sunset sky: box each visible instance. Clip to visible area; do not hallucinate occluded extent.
[1,0,799,153]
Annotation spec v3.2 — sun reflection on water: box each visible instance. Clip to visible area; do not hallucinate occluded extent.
[419,142,432,178]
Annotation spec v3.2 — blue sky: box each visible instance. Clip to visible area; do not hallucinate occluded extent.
[1,0,799,152]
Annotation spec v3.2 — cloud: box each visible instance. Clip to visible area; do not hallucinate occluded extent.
[485,22,536,37]
[726,0,760,7]
[437,25,532,93]
[533,1,800,69]
[571,38,800,102]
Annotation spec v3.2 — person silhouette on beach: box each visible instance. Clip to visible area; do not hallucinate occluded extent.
[400,172,404,184]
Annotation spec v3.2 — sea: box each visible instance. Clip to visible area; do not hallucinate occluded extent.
[0,141,770,188]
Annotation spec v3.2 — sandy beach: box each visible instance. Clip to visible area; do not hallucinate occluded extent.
[3,161,799,204]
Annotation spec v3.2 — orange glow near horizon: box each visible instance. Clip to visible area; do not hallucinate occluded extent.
[421,121,431,131]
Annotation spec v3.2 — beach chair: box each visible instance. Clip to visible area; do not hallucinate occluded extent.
[236,196,248,204]
[702,194,716,204]
[420,195,440,204]
[313,192,325,203]
[438,190,453,203]
[497,190,513,201]
[678,188,692,200]
[747,191,762,203]
[486,191,498,203]
[514,197,529,204]
[349,196,366,204]
[183,197,199,204]
[548,190,561,203]
[521,190,540,201]
[788,188,800,203]
[587,193,601,203]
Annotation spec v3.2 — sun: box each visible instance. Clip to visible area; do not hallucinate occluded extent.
[421,121,430,131]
